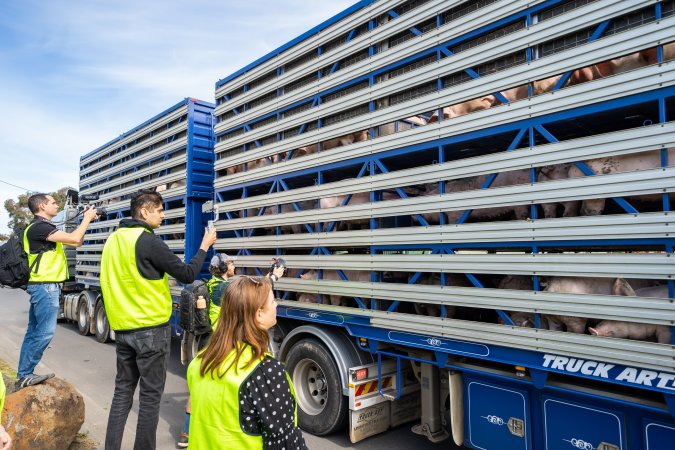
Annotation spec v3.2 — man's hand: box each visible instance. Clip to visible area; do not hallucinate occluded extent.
[0,425,11,450]
[82,206,99,222]
[199,227,217,251]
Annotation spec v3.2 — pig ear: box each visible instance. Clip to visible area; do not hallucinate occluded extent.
[613,278,636,296]
[588,327,599,336]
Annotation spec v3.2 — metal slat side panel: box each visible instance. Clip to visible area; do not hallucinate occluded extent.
[214,58,675,168]
[232,253,674,279]
[216,213,673,249]
[81,133,189,186]
[273,280,675,325]
[215,167,675,230]
[80,105,188,167]
[216,0,653,133]
[276,301,673,372]
[214,0,445,98]
[216,123,675,204]
[81,169,188,203]
[80,148,188,195]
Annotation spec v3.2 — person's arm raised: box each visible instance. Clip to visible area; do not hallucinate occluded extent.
[47,207,99,247]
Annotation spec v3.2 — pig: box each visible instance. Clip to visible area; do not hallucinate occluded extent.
[542,277,636,333]
[568,148,675,215]
[496,275,547,328]
[532,67,595,96]
[536,164,581,218]
[320,190,405,230]
[263,200,316,234]
[589,320,671,344]
[427,95,497,123]
[292,130,368,159]
[589,284,672,344]
[412,273,472,317]
[297,269,371,306]
[592,48,658,78]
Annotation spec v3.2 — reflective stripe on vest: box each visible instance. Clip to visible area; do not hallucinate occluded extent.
[186,346,267,450]
[23,221,68,283]
[100,227,171,331]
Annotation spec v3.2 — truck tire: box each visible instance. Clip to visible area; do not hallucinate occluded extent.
[94,300,111,343]
[77,297,91,336]
[285,338,347,435]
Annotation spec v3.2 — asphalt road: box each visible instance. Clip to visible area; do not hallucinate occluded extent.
[0,288,459,450]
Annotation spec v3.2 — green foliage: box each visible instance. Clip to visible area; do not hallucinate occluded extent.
[4,187,71,233]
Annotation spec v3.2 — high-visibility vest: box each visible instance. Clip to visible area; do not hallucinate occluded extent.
[206,276,228,329]
[23,221,68,283]
[187,345,298,450]
[100,227,171,331]
[0,372,5,423]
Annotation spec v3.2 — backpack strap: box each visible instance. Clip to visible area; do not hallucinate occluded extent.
[29,252,44,274]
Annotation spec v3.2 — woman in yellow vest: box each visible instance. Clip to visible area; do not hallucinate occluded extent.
[1,374,11,449]
[187,276,307,450]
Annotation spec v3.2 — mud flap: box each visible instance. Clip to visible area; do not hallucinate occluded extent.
[349,402,390,443]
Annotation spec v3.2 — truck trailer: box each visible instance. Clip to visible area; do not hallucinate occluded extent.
[208,0,675,448]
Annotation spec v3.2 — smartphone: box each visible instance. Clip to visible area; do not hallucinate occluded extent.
[207,220,215,233]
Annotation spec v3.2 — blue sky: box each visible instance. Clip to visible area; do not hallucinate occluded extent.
[0,0,356,233]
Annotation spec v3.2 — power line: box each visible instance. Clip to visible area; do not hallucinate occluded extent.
[0,178,32,192]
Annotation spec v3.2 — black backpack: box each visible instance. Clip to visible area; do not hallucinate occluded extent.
[179,280,211,335]
[0,232,32,289]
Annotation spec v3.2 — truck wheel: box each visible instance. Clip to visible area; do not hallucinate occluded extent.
[94,300,111,343]
[285,338,347,435]
[77,297,90,336]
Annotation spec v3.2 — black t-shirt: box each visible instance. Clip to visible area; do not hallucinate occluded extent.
[25,218,57,254]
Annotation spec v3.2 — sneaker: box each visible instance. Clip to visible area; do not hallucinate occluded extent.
[16,373,54,390]
[176,432,188,448]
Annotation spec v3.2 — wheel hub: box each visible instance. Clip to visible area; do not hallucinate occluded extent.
[294,358,328,415]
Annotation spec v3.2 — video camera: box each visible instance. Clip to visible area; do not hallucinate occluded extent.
[70,191,107,216]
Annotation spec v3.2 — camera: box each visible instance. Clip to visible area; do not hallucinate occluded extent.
[78,204,107,216]
[269,257,287,276]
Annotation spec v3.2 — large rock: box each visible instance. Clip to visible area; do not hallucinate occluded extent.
[2,376,85,450]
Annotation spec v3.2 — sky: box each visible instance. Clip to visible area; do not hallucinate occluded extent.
[0,0,357,233]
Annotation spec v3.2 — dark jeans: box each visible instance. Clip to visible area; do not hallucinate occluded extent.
[105,324,171,450]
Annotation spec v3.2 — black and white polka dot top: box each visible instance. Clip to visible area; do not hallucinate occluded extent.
[239,357,308,450]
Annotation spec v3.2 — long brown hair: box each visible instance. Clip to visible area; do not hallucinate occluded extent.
[199,276,271,378]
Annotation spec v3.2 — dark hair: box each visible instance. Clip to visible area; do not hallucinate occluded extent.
[28,193,51,214]
[130,189,163,219]
[199,276,272,378]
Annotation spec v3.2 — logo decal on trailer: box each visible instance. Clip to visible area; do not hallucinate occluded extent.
[307,312,319,319]
[481,415,505,426]
[424,338,442,347]
[563,438,594,450]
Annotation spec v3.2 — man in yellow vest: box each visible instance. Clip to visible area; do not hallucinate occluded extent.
[17,193,99,389]
[100,189,216,450]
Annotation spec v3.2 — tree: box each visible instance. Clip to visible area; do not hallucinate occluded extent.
[4,187,71,233]
[0,234,8,242]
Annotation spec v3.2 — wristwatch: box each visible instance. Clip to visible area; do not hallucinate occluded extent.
[270,274,279,282]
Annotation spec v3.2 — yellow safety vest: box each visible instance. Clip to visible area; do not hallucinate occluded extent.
[23,221,68,283]
[206,276,227,329]
[187,345,298,450]
[0,373,5,423]
[100,227,171,331]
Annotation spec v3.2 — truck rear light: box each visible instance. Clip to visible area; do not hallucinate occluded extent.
[354,368,368,381]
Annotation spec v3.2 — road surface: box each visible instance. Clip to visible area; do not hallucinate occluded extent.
[0,288,460,449]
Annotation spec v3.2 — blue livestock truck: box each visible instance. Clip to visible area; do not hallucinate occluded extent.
[62,1,675,448]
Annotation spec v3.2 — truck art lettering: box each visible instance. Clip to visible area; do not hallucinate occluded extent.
[542,354,675,390]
